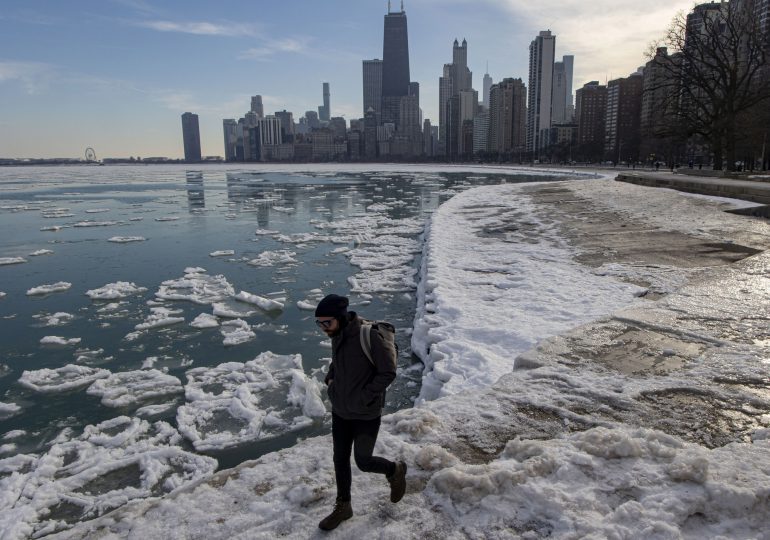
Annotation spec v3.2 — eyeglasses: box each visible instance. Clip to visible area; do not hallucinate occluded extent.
[315,319,334,329]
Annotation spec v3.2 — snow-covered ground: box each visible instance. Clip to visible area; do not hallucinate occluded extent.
[39,176,769,539]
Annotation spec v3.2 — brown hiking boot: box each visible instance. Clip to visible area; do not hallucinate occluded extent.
[387,461,407,503]
[318,498,353,531]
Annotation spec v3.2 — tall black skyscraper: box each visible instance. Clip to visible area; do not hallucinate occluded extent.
[181,112,202,162]
[381,3,410,126]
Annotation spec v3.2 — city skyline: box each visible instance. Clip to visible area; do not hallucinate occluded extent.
[1,0,698,159]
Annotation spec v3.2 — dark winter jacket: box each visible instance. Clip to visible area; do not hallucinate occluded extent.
[324,312,397,420]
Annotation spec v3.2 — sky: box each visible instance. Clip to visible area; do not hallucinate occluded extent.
[0,0,699,159]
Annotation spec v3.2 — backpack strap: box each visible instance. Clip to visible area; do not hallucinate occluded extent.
[359,323,375,366]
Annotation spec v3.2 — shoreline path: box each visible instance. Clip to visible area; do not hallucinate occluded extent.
[53,174,770,539]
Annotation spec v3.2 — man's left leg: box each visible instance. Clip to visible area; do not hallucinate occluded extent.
[351,417,407,503]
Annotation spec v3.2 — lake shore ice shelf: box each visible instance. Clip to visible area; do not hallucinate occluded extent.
[48,173,770,540]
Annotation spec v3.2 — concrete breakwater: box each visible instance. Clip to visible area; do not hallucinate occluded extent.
[616,170,770,205]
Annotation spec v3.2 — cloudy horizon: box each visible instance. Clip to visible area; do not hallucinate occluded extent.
[0,0,697,159]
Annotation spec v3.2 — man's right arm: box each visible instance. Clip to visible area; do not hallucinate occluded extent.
[325,363,335,386]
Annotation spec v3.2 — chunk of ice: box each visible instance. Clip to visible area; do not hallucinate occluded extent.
[209,250,235,257]
[40,336,82,346]
[19,364,110,392]
[190,313,219,329]
[86,281,147,300]
[108,236,147,243]
[29,249,54,256]
[0,257,27,266]
[86,369,183,407]
[220,319,256,346]
[26,282,72,296]
[177,352,325,451]
[234,291,284,311]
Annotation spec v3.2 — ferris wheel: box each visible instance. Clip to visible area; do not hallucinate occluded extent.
[85,147,97,162]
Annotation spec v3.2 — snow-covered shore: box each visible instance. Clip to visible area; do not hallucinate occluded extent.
[39,176,770,538]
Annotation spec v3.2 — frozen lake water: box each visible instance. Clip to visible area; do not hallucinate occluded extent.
[0,164,563,477]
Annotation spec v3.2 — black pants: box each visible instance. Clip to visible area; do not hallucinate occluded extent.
[332,412,395,502]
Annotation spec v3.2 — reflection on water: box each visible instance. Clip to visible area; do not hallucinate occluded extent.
[0,166,560,471]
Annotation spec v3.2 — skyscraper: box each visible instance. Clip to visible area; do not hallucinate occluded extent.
[576,81,607,160]
[381,4,410,126]
[604,73,643,162]
[488,78,527,157]
[251,95,264,118]
[181,112,202,162]
[527,30,556,156]
[483,69,493,109]
[439,38,473,159]
[223,119,238,161]
[318,82,330,122]
[551,55,574,124]
[362,59,383,118]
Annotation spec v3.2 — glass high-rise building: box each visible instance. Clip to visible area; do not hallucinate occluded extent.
[362,59,383,118]
[181,112,202,163]
[381,6,410,125]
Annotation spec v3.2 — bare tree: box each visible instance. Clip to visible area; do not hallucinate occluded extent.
[649,1,770,171]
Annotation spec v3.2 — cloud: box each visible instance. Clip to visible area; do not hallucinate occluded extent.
[136,19,257,37]
[237,38,311,60]
[0,61,56,94]
[496,0,694,85]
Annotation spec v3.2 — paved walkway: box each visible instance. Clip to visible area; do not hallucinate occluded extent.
[615,170,770,205]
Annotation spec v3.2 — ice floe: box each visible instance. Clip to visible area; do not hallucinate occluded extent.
[84,208,110,213]
[0,257,27,266]
[134,307,185,331]
[155,267,234,305]
[33,312,74,326]
[26,282,72,296]
[0,401,21,416]
[247,249,298,267]
[86,369,183,407]
[28,249,53,256]
[220,319,256,346]
[155,216,179,222]
[40,336,82,346]
[3,430,25,440]
[108,236,146,243]
[233,291,284,312]
[209,250,235,257]
[189,313,219,329]
[0,292,5,299]
[86,281,147,300]
[176,352,325,451]
[0,416,216,538]
[73,220,121,227]
[19,364,110,392]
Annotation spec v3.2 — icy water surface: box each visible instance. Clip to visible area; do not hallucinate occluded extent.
[0,165,562,529]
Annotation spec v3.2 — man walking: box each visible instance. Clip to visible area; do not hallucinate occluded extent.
[314,294,406,531]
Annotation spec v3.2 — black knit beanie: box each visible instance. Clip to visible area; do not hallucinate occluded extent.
[314,294,349,319]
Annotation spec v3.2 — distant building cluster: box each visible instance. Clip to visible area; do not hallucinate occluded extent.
[174,0,769,168]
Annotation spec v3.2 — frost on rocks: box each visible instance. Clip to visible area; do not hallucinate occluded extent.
[220,319,256,346]
[134,307,185,330]
[177,352,325,451]
[26,282,72,296]
[86,281,147,300]
[40,336,82,346]
[86,369,183,407]
[108,236,146,243]
[19,364,110,392]
[0,257,27,266]
[0,416,216,539]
